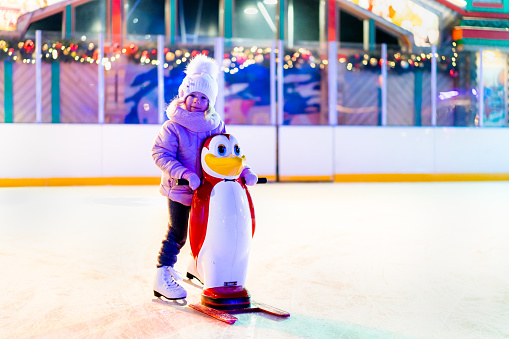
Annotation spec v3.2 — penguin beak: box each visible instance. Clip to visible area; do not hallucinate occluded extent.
[205,154,246,176]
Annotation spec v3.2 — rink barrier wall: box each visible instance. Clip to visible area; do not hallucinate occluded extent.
[333,173,509,182]
[2,124,509,186]
[0,177,160,187]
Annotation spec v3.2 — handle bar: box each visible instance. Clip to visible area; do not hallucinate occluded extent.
[177,178,267,185]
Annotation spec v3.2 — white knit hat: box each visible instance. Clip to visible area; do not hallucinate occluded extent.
[178,54,220,107]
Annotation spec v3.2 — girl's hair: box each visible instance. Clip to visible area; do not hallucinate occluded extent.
[167,95,218,121]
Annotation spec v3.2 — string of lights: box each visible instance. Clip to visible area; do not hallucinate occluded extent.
[0,37,458,77]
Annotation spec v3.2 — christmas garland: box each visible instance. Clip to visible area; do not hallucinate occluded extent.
[341,51,458,77]
[123,43,212,68]
[0,38,99,64]
[0,36,459,78]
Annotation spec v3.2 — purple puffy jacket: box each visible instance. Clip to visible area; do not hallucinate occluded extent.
[152,105,254,206]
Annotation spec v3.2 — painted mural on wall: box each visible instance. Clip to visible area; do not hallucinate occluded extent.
[222,46,327,125]
[124,61,323,126]
[123,61,273,125]
[223,62,271,125]
[479,51,507,127]
[281,48,326,125]
[282,65,323,125]
[124,64,186,124]
[121,45,329,125]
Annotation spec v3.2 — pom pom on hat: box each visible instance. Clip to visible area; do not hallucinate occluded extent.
[178,54,219,106]
[184,54,219,79]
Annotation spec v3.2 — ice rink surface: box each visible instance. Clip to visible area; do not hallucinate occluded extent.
[1,182,509,339]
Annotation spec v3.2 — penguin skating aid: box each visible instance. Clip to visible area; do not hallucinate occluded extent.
[179,134,289,324]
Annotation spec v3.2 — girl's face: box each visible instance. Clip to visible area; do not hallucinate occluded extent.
[185,92,209,113]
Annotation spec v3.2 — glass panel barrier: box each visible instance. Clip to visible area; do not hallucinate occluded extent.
[24,31,102,124]
[119,35,215,124]
[2,32,506,128]
[223,38,271,125]
[479,49,507,127]
[12,54,37,123]
[283,42,327,125]
[1,33,38,123]
[58,32,100,124]
[436,45,477,127]
[0,31,101,123]
[337,44,381,126]
[112,35,158,124]
[387,46,433,126]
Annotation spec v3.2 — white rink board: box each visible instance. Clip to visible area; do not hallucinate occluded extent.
[2,124,509,179]
[0,124,277,179]
[334,126,435,174]
[278,126,334,177]
[333,127,509,174]
[0,124,103,178]
[101,124,162,177]
[434,127,509,173]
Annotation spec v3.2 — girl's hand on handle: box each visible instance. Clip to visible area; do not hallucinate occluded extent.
[243,172,258,186]
[182,172,201,190]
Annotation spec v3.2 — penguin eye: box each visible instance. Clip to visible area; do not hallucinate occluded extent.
[234,144,241,156]
[217,144,227,156]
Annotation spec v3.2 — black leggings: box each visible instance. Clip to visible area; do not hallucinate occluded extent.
[157,199,191,267]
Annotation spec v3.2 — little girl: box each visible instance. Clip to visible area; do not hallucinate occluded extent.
[151,54,257,300]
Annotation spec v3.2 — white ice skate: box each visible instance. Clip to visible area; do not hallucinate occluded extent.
[153,266,187,300]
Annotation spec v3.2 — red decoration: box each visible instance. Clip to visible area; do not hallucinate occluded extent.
[24,40,34,53]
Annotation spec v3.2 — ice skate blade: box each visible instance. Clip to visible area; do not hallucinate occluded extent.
[186,272,203,285]
[153,290,186,301]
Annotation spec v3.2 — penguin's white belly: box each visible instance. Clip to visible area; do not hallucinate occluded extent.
[197,181,252,289]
